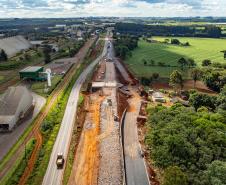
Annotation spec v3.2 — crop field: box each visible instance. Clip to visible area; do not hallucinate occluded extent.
[125,37,226,78]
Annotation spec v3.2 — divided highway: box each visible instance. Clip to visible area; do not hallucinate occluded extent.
[42,37,108,185]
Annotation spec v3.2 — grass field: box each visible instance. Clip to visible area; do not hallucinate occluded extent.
[31,75,62,97]
[0,76,4,82]
[125,37,226,78]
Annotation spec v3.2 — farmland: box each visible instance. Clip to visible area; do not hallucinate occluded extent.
[125,37,226,78]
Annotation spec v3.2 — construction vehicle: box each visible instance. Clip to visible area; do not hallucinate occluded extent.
[107,98,112,106]
[56,153,64,169]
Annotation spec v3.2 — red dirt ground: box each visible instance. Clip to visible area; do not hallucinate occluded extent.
[152,80,216,94]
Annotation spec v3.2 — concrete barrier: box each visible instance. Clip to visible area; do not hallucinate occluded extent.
[119,108,128,185]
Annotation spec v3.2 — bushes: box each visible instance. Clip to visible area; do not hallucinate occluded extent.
[1,139,36,185]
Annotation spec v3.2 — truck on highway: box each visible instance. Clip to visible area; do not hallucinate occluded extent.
[56,153,65,169]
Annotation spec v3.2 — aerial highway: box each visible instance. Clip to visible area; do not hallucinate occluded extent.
[42,36,108,185]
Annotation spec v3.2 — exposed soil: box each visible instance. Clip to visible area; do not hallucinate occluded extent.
[152,80,216,94]
[68,95,103,185]
[116,90,128,119]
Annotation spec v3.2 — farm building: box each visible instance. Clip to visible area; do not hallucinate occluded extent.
[19,66,45,81]
[0,86,33,131]
[152,92,166,103]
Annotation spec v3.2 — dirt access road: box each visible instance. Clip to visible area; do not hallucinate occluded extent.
[0,38,95,184]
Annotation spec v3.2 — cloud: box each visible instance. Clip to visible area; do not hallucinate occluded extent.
[0,0,225,18]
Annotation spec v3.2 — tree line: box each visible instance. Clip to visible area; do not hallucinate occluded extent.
[114,34,138,59]
[115,23,222,38]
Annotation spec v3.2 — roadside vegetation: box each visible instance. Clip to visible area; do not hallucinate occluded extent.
[0,139,36,185]
[145,85,226,185]
[26,37,103,185]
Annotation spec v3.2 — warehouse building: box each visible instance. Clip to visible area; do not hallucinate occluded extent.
[0,35,31,57]
[19,66,45,81]
[0,86,33,131]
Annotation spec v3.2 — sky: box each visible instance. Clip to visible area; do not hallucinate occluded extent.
[0,0,226,18]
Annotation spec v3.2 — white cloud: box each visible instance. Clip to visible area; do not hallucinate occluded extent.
[0,0,226,18]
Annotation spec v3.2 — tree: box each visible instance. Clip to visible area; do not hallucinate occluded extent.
[191,68,203,88]
[24,53,31,60]
[202,161,226,185]
[43,45,51,64]
[220,50,226,60]
[140,77,151,86]
[0,49,8,62]
[216,85,226,111]
[152,73,159,81]
[171,39,180,45]
[169,70,183,90]
[202,71,226,92]
[150,60,155,66]
[142,59,147,66]
[178,57,187,70]
[205,26,222,38]
[202,59,212,66]
[163,166,188,185]
[189,93,216,111]
[187,58,196,68]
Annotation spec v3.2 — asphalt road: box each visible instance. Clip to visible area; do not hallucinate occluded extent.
[0,93,46,160]
[123,97,150,185]
[42,36,109,185]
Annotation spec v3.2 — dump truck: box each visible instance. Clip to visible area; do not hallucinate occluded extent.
[56,153,64,169]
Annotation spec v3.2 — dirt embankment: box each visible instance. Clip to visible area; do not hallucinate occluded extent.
[68,95,103,185]
[116,90,128,119]
[152,80,216,95]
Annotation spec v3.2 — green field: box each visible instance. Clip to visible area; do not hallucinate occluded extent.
[31,75,62,97]
[125,37,226,78]
[0,76,4,82]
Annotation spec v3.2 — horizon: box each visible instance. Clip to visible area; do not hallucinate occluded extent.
[0,0,226,18]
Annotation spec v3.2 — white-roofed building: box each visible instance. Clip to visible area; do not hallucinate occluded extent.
[152,92,166,103]
[0,86,33,131]
[0,35,31,57]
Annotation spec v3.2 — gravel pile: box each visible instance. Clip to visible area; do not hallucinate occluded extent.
[98,90,123,185]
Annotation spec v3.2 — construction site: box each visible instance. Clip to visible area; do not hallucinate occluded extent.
[0,31,153,185]
[67,38,151,185]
